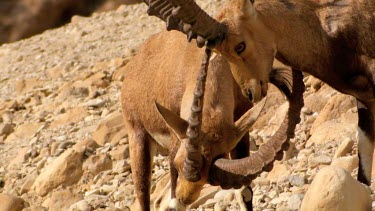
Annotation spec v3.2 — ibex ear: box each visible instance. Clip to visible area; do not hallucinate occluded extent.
[242,0,256,16]
[234,96,267,136]
[155,101,188,140]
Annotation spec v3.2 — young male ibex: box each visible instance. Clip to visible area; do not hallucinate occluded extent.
[141,0,375,187]
[121,29,303,209]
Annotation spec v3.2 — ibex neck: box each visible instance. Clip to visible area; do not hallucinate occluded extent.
[255,0,330,76]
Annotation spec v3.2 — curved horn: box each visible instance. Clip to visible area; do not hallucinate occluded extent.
[208,69,305,188]
[143,0,184,31]
[144,0,227,48]
[183,48,212,182]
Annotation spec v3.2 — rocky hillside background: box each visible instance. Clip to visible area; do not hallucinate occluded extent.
[0,1,374,210]
[0,0,142,45]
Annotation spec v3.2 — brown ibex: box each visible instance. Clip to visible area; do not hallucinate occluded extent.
[121,29,303,209]
[140,0,374,187]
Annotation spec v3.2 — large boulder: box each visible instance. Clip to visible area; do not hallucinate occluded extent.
[300,166,371,211]
[31,148,84,196]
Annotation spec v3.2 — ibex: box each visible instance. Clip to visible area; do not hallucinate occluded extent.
[140,0,375,187]
[121,29,303,209]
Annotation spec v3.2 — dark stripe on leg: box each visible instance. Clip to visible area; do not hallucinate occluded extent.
[357,102,374,186]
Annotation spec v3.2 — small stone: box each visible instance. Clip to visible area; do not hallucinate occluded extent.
[100,185,117,194]
[254,177,270,186]
[334,138,354,158]
[331,155,358,173]
[289,175,306,187]
[68,200,91,211]
[308,154,332,168]
[86,99,105,108]
[287,194,304,210]
[301,107,312,115]
[0,123,14,136]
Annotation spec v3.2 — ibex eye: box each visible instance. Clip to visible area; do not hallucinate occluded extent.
[235,42,246,55]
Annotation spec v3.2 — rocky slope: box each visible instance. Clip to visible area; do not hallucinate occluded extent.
[0,1,373,211]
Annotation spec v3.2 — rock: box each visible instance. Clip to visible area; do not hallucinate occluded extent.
[109,144,129,160]
[15,78,43,95]
[0,193,29,211]
[310,94,356,134]
[333,138,354,158]
[253,177,271,187]
[7,147,29,169]
[0,0,130,44]
[288,175,306,187]
[305,76,323,92]
[287,194,304,211]
[307,120,356,146]
[300,166,371,211]
[189,186,221,209]
[50,107,89,129]
[48,189,83,211]
[20,171,38,194]
[331,155,359,173]
[5,122,44,143]
[0,123,14,136]
[86,98,105,108]
[22,206,47,211]
[72,139,100,153]
[92,111,124,146]
[68,200,91,211]
[308,154,332,168]
[32,148,84,196]
[83,153,112,176]
[266,163,291,183]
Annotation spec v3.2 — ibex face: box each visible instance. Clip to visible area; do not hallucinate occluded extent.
[214,0,276,103]
[155,82,267,205]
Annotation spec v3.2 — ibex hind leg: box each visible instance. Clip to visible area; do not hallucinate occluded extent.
[357,101,375,186]
[128,127,156,211]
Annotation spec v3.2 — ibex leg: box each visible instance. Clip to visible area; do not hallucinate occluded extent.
[357,100,375,186]
[128,128,156,211]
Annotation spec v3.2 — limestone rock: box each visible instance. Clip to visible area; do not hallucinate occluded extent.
[266,163,291,183]
[22,206,47,211]
[331,155,359,173]
[307,120,356,146]
[300,166,371,211]
[333,138,354,158]
[83,153,112,176]
[310,94,356,134]
[5,122,44,143]
[109,144,129,161]
[92,111,124,145]
[50,107,88,128]
[0,193,29,211]
[32,148,84,196]
[48,189,83,211]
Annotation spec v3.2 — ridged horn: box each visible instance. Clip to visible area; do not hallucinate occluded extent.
[143,0,227,48]
[208,69,305,188]
[183,48,212,182]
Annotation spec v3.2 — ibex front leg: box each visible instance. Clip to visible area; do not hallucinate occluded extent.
[357,101,375,186]
[128,127,155,211]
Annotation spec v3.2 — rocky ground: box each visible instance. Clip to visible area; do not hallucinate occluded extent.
[0,1,374,211]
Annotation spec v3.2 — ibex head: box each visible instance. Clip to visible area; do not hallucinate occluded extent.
[144,0,275,103]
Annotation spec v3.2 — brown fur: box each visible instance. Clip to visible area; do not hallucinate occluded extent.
[121,30,252,209]
[210,0,374,185]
